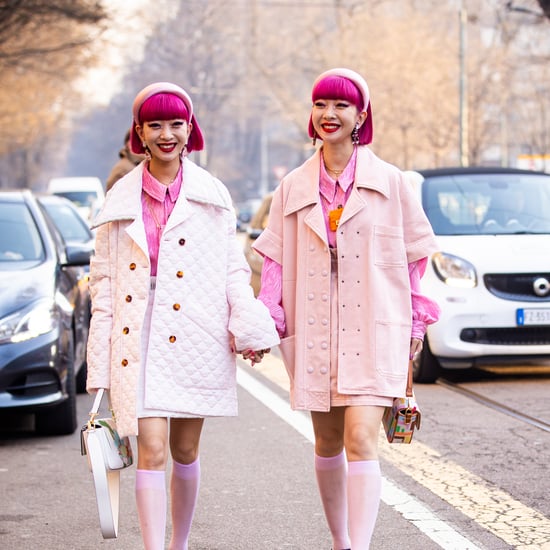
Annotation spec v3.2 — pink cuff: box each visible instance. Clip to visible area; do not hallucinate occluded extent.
[257,257,286,337]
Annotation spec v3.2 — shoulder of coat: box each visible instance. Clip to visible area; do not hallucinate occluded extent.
[92,166,143,228]
[183,159,232,210]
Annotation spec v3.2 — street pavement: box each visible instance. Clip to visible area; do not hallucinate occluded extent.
[2,350,549,548]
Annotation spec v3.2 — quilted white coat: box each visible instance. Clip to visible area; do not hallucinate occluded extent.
[86,159,279,436]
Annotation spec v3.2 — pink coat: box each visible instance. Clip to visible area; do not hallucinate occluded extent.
[253,147,438,411]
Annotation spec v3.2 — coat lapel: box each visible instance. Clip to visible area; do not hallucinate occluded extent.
[92,164,149,257]
[339,147,392,227]
[284,150,329,244]
[304,202,328,245]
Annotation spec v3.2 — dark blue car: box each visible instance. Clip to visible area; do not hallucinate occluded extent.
[0,190,93,435]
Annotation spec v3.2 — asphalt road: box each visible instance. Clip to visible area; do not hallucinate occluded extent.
[1,354,550,549]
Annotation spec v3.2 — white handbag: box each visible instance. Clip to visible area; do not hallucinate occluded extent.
[80,389,133,538]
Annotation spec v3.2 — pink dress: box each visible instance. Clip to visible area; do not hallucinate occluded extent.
[258,150,440,406]
[137,163,199,418]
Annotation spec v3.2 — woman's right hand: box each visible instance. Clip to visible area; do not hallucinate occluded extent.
[240,348,271,366]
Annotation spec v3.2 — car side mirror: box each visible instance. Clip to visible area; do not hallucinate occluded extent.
[64,243,93,266]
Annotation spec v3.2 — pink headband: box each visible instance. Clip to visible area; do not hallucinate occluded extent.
[130,82,204,153]
[308,68,374,145]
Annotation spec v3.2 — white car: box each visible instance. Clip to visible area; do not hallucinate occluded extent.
[408,167,550,382]
[47,176,105,225]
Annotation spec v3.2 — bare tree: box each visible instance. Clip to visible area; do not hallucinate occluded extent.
[0,0,107,188]
[0,0,106,70]
[10,0,550,193]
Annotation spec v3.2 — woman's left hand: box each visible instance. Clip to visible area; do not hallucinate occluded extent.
[409,338,423,360]
[240,348,271,366]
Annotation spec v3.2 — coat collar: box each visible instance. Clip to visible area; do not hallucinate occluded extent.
[283,146,391,217]
[92,158,229,229]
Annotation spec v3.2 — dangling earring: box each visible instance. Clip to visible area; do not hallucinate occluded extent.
[351,123,360,145]
[143,143,151,160]
[312,131,318,147]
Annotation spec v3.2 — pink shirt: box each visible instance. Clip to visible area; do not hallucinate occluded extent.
[258,149,440,339]
[141,163,183,276]
[319,149,356,248]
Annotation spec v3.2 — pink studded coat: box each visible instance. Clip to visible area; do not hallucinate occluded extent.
[253,147,439,411]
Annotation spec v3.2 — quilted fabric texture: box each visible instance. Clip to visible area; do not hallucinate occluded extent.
[87,160,279,437]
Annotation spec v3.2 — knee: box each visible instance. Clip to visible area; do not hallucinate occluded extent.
[138,435,168,470]
[345,423,379,461]
[315,432,344,457]
[171,441,200,464]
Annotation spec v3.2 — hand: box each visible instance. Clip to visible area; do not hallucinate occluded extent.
[409,338,423,360]
[240,348,271,366]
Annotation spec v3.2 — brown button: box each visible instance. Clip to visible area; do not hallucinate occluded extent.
[129,263,136,270]
[179,238,186,246]
[125,295,132,302]
[173,303,181,311]
[176,271,184,278]
[169,335,176,343]
[121,359,128,367]
[122,327,129,334]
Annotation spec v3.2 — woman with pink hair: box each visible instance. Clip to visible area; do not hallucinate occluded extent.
[86,82,279,549]
[253,68,440,549]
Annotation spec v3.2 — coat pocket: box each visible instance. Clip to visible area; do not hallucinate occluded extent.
[374,320,409,379]
[373,225,406,267]
[278,335,296,382]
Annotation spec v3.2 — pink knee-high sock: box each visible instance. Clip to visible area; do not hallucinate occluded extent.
[168,458,201,550]
[347,460,382,549]
[315,451,351,550]
[135,469,167,550]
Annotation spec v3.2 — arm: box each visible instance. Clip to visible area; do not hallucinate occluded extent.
[86,223,114,392]
[409,257,441,357]
[224,204,280,357]
[257,256,286,337]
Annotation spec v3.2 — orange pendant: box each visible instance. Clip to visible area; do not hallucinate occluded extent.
[328,206,343,231]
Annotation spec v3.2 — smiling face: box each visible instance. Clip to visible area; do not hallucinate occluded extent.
[136,118,192,164]
[311,98,366,146]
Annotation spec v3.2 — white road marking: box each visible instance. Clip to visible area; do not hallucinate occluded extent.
[237,367,481,549]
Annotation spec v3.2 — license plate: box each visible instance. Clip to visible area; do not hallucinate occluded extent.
[516,308,550,326]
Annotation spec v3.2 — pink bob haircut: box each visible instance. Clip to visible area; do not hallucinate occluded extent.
[130,82,204,154]
[308,68,374,145]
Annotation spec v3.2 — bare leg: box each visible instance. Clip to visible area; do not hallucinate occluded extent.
[136,417,170,550]
[168,418,204,550]
[311,408,350,550]
[344,406,385,549]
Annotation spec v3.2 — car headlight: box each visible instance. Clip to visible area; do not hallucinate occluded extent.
[432,252,477,288]
[0,299,58,344]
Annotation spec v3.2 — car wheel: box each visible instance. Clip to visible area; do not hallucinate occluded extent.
[76,361,87,394]
[36,333,78,435]
[412,337,441,384]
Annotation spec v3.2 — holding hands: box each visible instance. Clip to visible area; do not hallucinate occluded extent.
[229,334,271,366]
[240,348,271,366]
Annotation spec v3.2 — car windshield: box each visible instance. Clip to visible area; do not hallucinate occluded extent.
[422,173,550,236]
[0,202,45,262]
[40,201,92,243]
[53,191,98,208]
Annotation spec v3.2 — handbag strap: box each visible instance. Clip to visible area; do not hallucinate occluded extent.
[90,388,105,415]
[88,389,114,427]
[406,359,414,397]
[86,426,121,538]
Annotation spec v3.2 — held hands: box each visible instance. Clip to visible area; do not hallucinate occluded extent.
[241,348,271,366]
[229,334,271,366]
